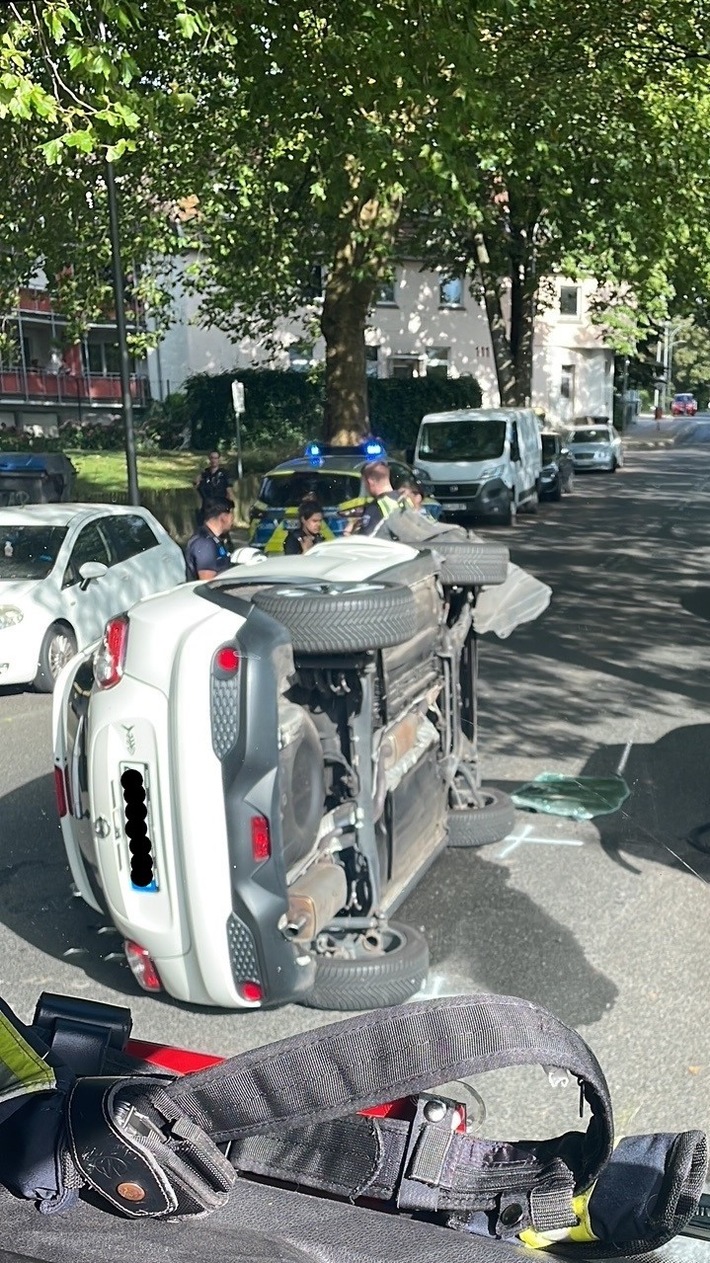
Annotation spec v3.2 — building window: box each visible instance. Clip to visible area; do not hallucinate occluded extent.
[84,340,123,376]
[561,364,575,402]
[559,285,580,317]
[287,340,315,373]
[425,346,449,379]
[376,278,397,305]
[439,277,464,307]
[389,355,420,379]
[365,346,379,378]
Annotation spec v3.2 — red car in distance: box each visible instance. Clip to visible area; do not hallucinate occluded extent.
[671,392,698,416]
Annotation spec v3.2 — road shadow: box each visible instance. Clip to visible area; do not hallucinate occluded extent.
[402,847,618,1029]
[579,724,710,878]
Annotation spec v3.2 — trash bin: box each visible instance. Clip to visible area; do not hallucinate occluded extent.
[0,453,76,506]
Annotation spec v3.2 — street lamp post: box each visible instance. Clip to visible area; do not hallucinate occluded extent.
[105,158,140,506]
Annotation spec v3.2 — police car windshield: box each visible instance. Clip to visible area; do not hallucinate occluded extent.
[418,420,506,462]
[0,526,66,580]
[259,471,361,508]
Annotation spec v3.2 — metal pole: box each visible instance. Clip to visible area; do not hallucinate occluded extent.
[105,159,140,505]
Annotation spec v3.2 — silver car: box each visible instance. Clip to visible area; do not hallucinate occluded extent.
[566,423,624,473]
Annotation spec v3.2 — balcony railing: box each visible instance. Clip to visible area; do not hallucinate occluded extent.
[0,369,150,407]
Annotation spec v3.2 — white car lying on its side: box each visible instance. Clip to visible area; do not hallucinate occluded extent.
[53,514,551,1014]
[0,504,186,691]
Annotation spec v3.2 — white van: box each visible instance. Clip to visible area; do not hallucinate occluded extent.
[410,408,543,525]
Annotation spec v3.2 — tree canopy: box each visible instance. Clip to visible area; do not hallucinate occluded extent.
[2,0,710,435]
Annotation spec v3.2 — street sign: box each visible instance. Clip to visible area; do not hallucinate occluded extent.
[231,381,245,480]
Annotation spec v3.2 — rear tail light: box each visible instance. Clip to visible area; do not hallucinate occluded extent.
[251,815,271,862]
[124,940,163,992]
[95,615,129,689]
[237,980,263,1004]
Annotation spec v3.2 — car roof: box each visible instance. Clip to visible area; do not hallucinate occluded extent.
[0,503,153,528]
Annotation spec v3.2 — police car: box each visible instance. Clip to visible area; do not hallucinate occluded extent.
[248,438,439,553]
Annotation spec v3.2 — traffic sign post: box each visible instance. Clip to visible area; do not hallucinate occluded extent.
[231,381,245,481]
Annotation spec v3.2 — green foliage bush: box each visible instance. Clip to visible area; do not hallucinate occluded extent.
[368,375,482,448]
[184,368,482,452]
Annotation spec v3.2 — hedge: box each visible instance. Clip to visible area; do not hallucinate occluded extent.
[185,368,483,452]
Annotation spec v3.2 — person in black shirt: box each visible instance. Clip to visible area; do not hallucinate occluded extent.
[350,460,400,535]
[194,452,235,525]
[185,499,235,580]
[283,500,325,554]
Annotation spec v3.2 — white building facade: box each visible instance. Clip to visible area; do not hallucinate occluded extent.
[147,263,614,427]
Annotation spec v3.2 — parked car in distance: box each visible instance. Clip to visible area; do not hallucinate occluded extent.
[53,526,539,1012]
[539,432,575,500]
[671,393,698,416]
[566,422,624,473]
[249,438,440,553]
[0,504,186,691]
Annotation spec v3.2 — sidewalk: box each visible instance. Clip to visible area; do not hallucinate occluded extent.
[622,414,696,449]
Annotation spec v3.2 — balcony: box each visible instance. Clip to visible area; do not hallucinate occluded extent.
[0,368,150,408]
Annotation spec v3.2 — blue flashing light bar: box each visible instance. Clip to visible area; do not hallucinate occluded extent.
[363,437,386,459]
[303,437,387,461]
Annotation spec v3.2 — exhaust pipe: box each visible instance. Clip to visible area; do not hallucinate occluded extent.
[284,862,348,941]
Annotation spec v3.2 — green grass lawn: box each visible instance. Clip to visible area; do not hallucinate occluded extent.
[71,451,204,496]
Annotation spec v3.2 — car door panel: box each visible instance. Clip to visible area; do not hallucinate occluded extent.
[60,520,114,648]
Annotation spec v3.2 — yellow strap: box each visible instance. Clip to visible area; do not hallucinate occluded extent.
[0,1012,56,1106]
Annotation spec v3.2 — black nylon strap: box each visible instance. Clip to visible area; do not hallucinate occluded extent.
[126,995,613,1192]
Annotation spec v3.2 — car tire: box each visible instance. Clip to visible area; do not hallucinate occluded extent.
[610,459,618,473]
[34,623,77,693]
[501,490,516,526]
[432,539,509,587]
[447,788,516,848]
[550,480,562,502]
[302,921,430,1011]
[251,581,416,653]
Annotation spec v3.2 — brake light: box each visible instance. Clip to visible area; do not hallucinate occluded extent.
[54,765,68,818]
[238,981,263,1003]
[215,645,240,674]
[251,815,271,862]
[124,940,162,992]
[95,615,129,689]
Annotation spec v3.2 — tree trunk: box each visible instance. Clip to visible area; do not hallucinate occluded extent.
[321,237,375,443]
[321,188,403,445]
[473,231,517,406]
[508,247,535,405]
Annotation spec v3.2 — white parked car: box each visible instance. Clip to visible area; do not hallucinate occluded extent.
[566,422,624,473]
[0,504,186,691]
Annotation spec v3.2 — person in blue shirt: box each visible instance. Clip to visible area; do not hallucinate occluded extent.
[184,499,235,580]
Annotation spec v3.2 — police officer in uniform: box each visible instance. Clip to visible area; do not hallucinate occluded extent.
[185,499,235,580]
[355,459,401,535]
[194,451,235,526]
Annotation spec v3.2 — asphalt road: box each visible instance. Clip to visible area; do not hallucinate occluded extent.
[2,429,710,1151]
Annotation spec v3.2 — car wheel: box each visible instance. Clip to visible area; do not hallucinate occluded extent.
[447,788,516,848]
[432,539,509,587]
[251,581,416,653]
[610,458,618,473]
[34,623,77,693]
[501,490,516,526]
[302,921,429,1011]
[550,479,562,502]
